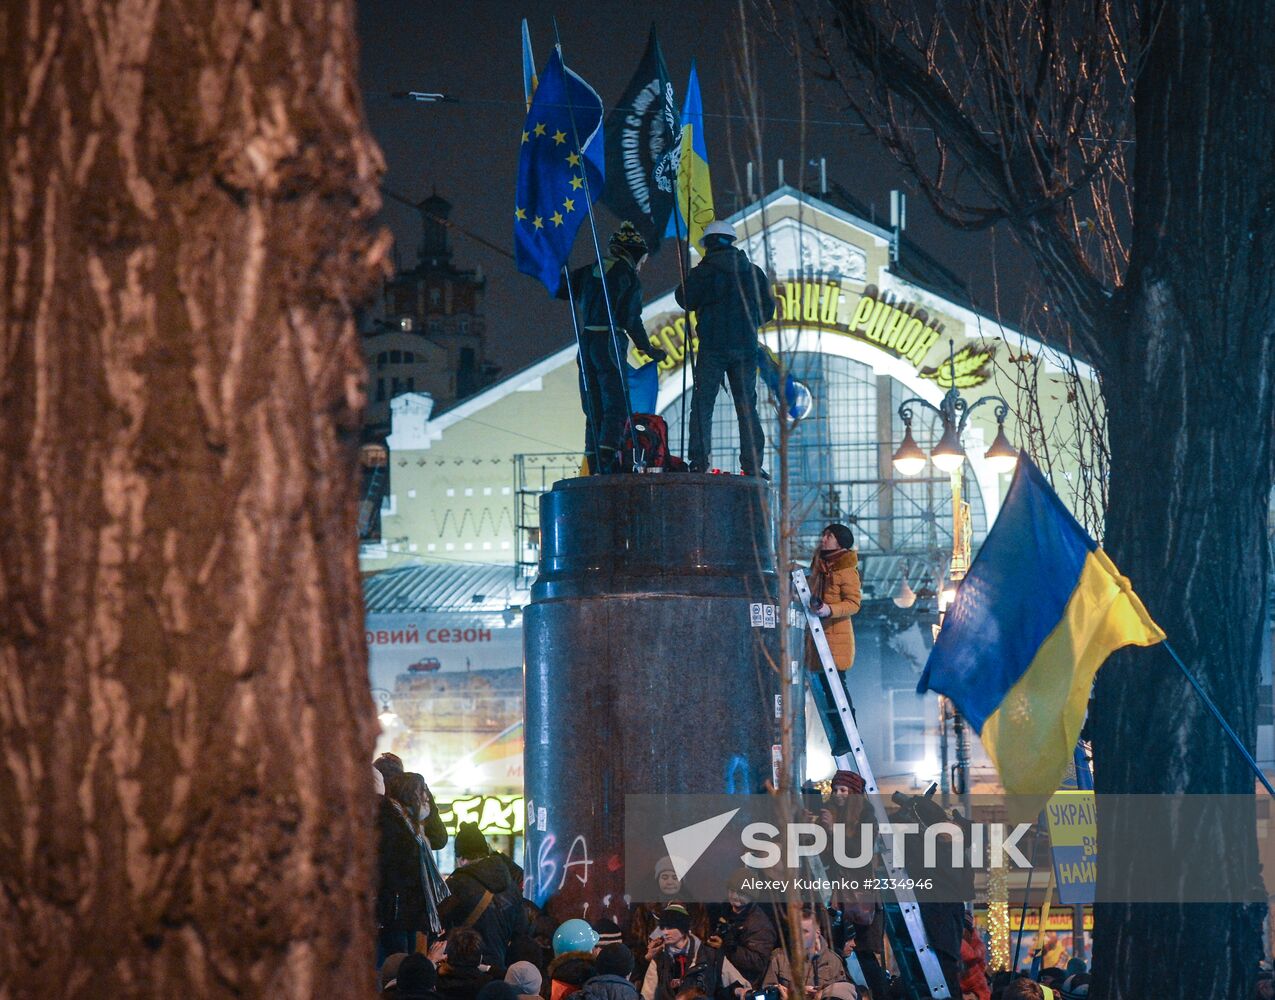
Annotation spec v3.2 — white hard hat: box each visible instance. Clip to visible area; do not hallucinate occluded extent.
[699,220,737,245]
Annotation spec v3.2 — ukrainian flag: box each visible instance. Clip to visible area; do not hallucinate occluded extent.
[918,454,1164,799]
[665,61,714,249]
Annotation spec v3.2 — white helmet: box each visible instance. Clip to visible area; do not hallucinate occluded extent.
[699,220,737,246]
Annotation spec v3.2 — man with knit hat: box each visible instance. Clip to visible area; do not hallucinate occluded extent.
[641,904,747,1000]
[578,944,641,1000]
[505,961,544,1000]
[593,919,624,953]
[561,221,667,474]
[442,821,527,968]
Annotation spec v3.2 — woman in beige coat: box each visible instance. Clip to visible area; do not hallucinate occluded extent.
[807,523,863,692]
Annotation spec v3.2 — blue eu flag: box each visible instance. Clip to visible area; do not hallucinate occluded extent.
[515,49,605,296]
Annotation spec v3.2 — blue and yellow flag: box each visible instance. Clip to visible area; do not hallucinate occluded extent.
[918,454,1164,799]
[515,48,605,296]
[520,19,538,111]
[664,61,714,248]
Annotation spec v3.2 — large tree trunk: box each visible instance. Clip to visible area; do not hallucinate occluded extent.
[1090,3,1275,997]
[0,1,386,995]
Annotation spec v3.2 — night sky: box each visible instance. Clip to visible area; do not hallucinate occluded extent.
[356,0,1032,376]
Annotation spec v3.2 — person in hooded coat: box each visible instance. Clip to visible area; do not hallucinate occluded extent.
[443,822,527,969]
[676,220,776,479]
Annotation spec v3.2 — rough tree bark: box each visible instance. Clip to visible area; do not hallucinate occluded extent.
[798,1,1275,997]
[0,1,387,996]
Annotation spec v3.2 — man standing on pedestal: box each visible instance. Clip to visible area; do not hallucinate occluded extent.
[676,221,775,479]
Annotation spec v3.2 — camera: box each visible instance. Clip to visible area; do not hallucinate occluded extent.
[747,988,781,1000]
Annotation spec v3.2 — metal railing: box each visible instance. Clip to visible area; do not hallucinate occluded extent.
[513,452,585,589]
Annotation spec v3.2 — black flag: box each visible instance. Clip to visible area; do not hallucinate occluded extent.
[602,26,678,252]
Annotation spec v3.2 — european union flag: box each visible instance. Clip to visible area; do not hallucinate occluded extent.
[515,49,605,296]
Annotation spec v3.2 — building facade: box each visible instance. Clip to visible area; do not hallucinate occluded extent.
[360,193,500,443]
[363,186,1275,827]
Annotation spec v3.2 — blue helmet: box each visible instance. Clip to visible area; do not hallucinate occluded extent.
[553,918,600,956]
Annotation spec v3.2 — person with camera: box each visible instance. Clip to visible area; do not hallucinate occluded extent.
[759,905,856,1000]
[706,874,777,988]
[640,905,748,1000]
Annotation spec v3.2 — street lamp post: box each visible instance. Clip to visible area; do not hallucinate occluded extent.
[892,339,1017,811]
[370,687,401,732]
[893,339,1018,480]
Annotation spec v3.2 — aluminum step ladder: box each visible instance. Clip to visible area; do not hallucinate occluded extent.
[792,569,953,1000]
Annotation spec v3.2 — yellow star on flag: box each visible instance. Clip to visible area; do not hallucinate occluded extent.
[521,130,529,144]
[552,129,567,145]
[533,122,546,137]
[532,215,544,230]
[566,151,580,167]
[551,211,564,227]
[563,197,575,212]
[569,175,584,190]
[515,207,526,221]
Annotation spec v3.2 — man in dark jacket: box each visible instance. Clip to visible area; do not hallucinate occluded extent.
[578,944,640,1000]
[706,875,777,988]
[442,822,528,969]
[562,221,667,473]
[675,220,775,478]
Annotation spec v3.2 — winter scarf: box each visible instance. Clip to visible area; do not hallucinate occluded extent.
[390,797,451,934]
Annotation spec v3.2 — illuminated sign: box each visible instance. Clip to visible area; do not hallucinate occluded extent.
[438,794,525,837]
[634,280,994,388]
[974,908,1092,932]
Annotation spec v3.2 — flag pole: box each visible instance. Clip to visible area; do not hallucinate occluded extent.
[1163,640,1275,798]
[670,197,695,461]
[552,20,640,471]
[562,265,604,475]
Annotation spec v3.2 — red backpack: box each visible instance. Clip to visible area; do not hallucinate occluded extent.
[616,413,686,472]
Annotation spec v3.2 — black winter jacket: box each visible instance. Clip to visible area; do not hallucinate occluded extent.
[377,796,443,932]
[563,256,657,354]
[719,904,777,987]
[675,245,775,358]
[442,855,527,968]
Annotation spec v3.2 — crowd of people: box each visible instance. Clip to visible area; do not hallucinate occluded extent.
[370,751,1109,1000]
